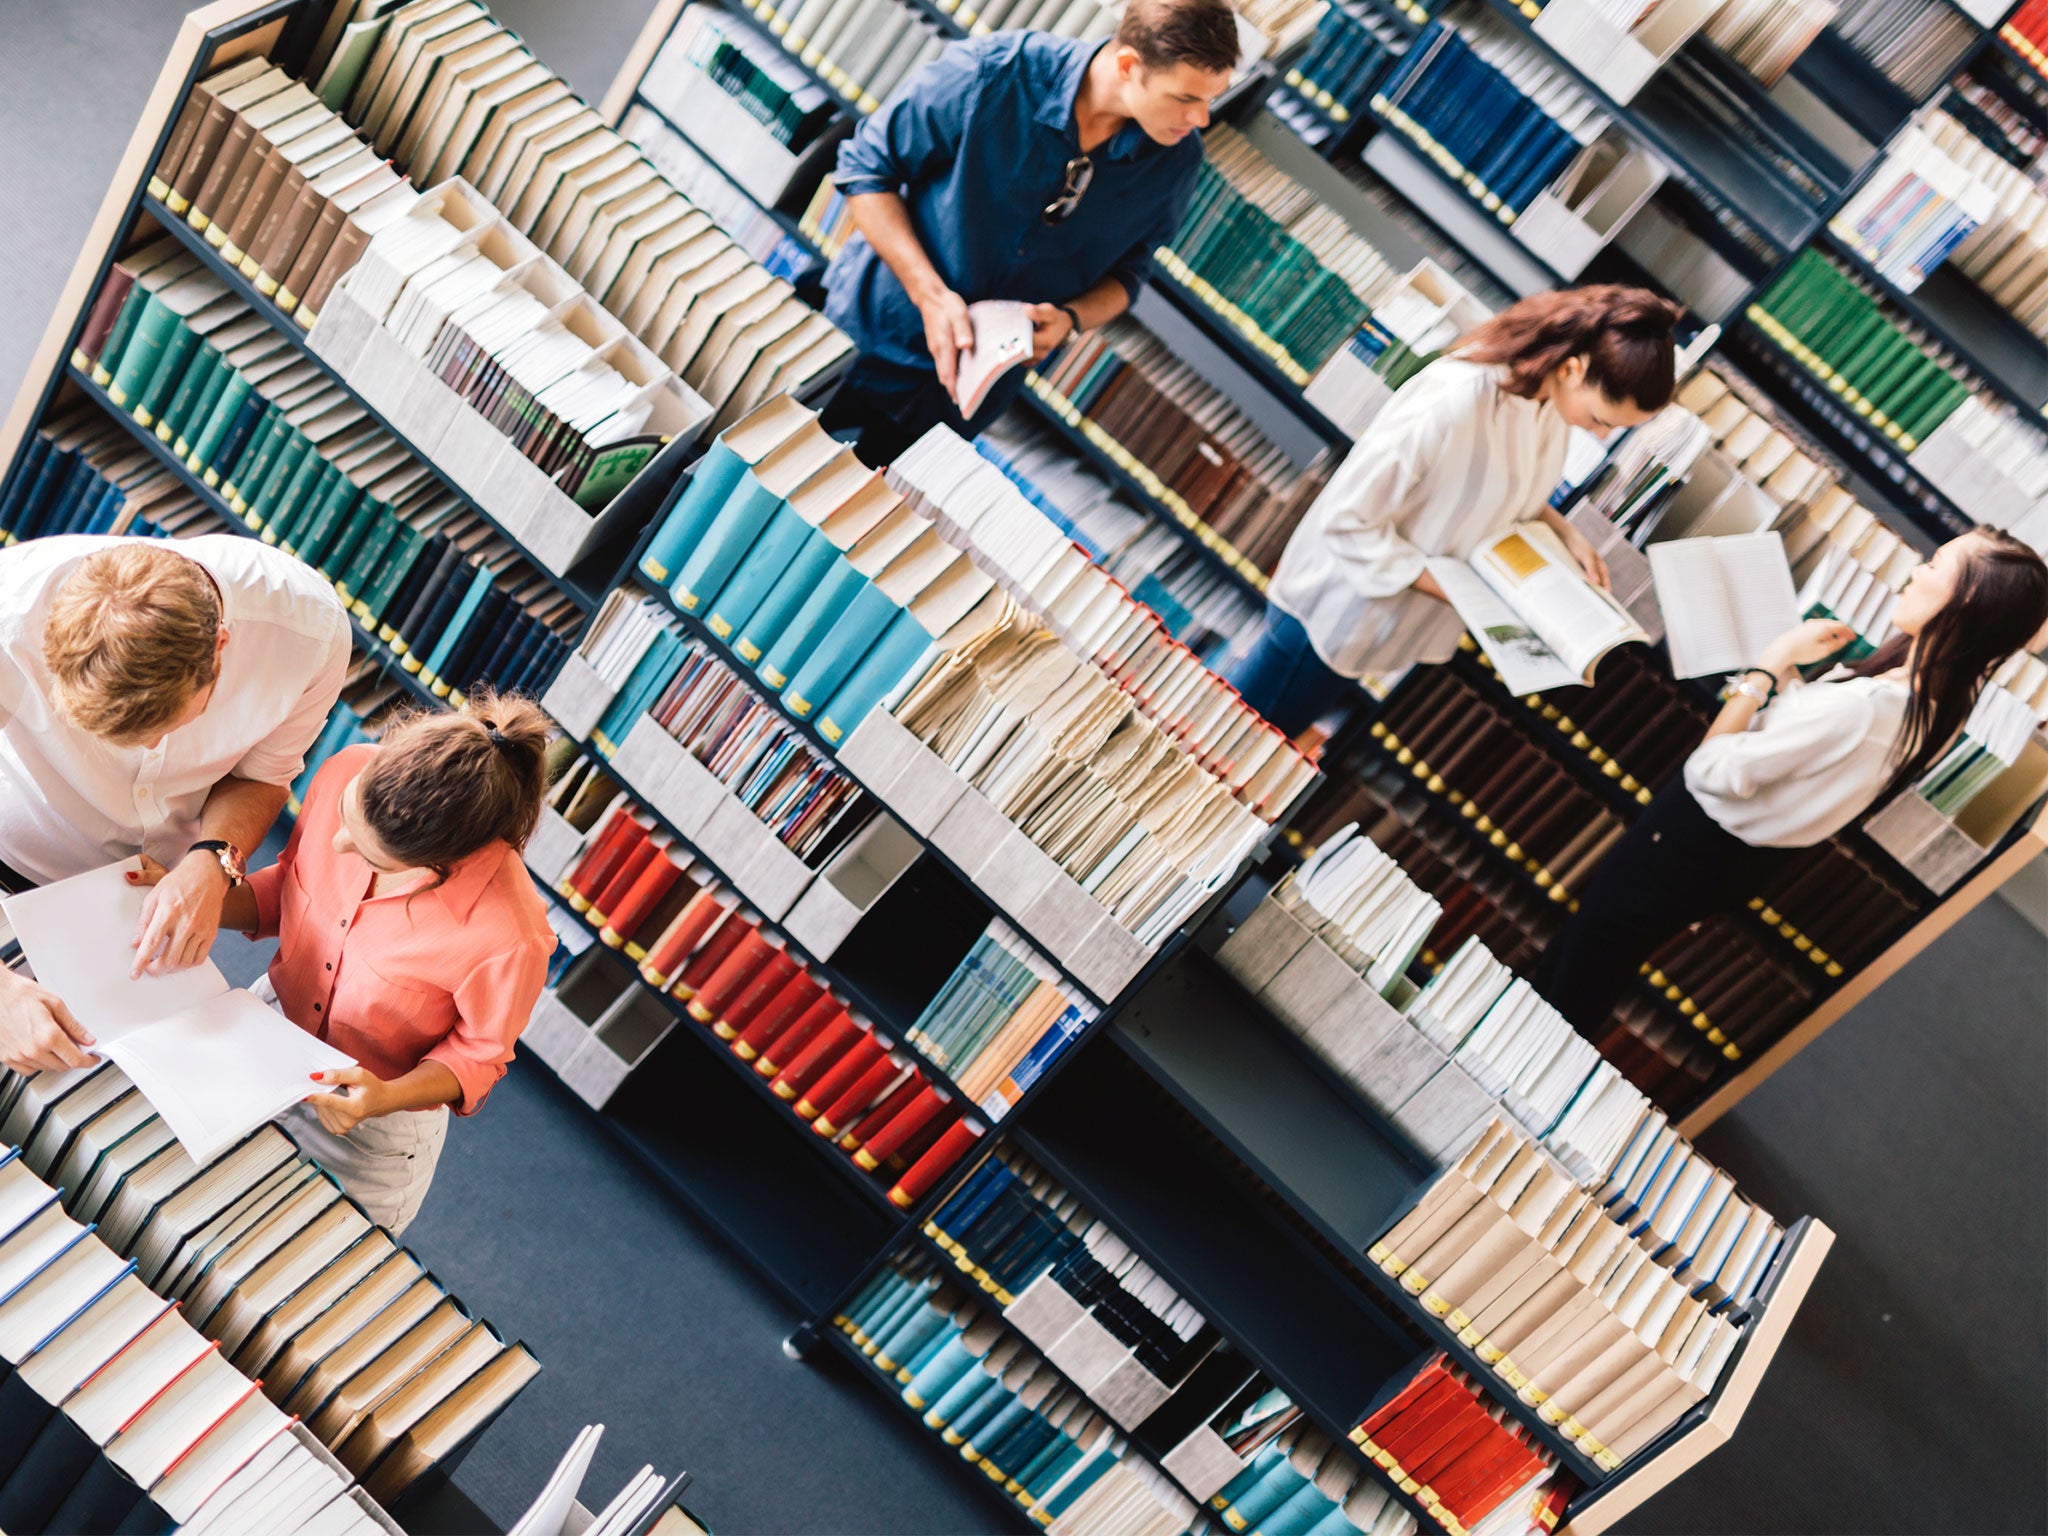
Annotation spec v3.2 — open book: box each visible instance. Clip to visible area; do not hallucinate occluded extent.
[1427,522,1651,693]
[2,861,353,1162]
[952,300,1036,418]
[1647,532,1800,679]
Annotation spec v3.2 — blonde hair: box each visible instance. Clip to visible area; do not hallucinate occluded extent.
[357,690,552,878]
[44,545,222,742]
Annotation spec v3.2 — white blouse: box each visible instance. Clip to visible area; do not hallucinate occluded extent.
[1268,358,1571,679]
[1685,671,1912,848]
[0,534,351,884]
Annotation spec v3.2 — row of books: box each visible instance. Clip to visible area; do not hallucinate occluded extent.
[1914,675,2043,813]
[1928,112,2048,335]
[573,591,876,865]
[0,1065,536,1525]
[148,57,411,328]
[1828,119,1997,295]
[686,4,842,144]
[1208,1426,1425,1536]
[341,181,703,510]
[1747,247,1972,452]
[835,1254,1198,1532]
[619,107,823,284]
[1834,0,1979,98]
[1372,10,1609,225]
[0,405,212,545]
[551,792,987,1201]
[1350,1357,1554,1533]
[904,929,1097,1120]
[1698,0,1836,88]
[931,0,1121,42]
[323,0,850,420]
[1371,1120,1767,1472]
[1032,320,1330,579]
[727,0,948,118]
[1945,60,2047,170]
[1502,646,1712,805]
[973,415,1264,667]
[2003,0,2048,80]
[1284,3,1407,124]
[1159,126,1397,384]
[887,426,1315,815]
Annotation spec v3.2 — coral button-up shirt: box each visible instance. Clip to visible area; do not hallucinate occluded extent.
[245,744,555,1115]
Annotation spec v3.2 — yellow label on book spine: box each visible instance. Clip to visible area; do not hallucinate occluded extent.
[205,226,228,249]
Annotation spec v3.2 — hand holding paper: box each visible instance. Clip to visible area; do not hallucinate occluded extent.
[951,301,1035,417]
[2,861,354,1162]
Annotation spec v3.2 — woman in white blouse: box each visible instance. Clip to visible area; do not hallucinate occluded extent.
[1233,286,1682,735]
[1536,527,2048,1036]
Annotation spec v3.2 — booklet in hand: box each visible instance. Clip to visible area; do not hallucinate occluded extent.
[952,300,1036,418]
[2,861,353,1163]
[1427,521,1651,694]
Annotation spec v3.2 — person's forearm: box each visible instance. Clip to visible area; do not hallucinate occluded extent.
[218,883,259,932]
[1061,276,1130,332]
[197,775,289,859]
[847,190,950,304]
[1703,691,1767,741]
[376,1061,463,1114]
[1536,506,1574,542]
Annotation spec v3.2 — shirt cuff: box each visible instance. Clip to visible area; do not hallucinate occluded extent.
[423,1040,505,1117]
[833,174,896,196]
[245,863,283,941]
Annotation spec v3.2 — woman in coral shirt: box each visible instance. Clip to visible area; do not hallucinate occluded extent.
[133,692,556,1234]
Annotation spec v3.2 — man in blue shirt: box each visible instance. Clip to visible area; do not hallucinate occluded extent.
[821,0,1239,465]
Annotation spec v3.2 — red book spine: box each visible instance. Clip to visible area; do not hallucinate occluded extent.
[733,971,825,1062]
[884,1103,957,1171]
[852,1085,949,1169]
[756,998,847,1079]
[587,836,664,929]
[888,1118,982,1208]
[836,1072,927,1152]
[562,809,644,908]
[771,1012,861,1101]
[685,929,781,1026]
[811,1055,904,1139]
[711,948,803,1040]
[672,909,758,1001]
[639,887,732,988]
[793,1032,886,1122]
[599,852,688,948]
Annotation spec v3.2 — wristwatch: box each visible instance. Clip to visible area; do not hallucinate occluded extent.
[189,839,247,888]
[1726,675,1772,707]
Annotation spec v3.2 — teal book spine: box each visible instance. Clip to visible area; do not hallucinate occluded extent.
[592,633,683,756]
[703,505,821,644]
[731,527,836,667]
[132,323,202,429]
[420,562,498,685]
[781,583,902,721]
[814,606,934,747]
[668,472,784,616]
[639,439,748,584]
[755,557,866,692]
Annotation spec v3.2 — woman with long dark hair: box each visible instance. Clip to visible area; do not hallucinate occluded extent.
[1231,285,1684,736]
[1535,528,2048,1038]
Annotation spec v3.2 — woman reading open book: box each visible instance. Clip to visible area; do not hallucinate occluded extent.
[130,691,555,1235]
[1535,529,2048,1041]
[1231,286,1682,737]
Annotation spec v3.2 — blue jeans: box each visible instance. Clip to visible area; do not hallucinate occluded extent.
[1230,605,1356,736]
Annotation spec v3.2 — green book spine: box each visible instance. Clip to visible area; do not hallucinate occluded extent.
[248,433,311,534]
[318,494,381,585]
[107,296,176,412]
[1898,372,1969,445]
[132,321,202,429]
[1833,322,1908,405]
[1860,334,1931,424]
[157,341,222,452]
[1760,249,1823,328]
[1802,273,1868,363]
[189,373,251,475]
[167,347,230,460]
[227,408,293,515]
[299,477,362,570]
[363,526,428,617]
[272,451,334,554]
[91,284,155,388]
[338,505,401,604]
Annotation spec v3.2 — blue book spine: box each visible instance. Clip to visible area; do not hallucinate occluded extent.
[704,504,821,643]
[420,563,499,684]
[593,633,684,755]
[755,558,870,693]
[640,439,748,584]
[781,583,901,720]
[0,436,54,540]
[669,474,785,615]
[992,1005,1086,1109]
[815,607,934,746]
[731,527,836,666]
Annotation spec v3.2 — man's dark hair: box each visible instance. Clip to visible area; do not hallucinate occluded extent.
[1115,0,1241,74]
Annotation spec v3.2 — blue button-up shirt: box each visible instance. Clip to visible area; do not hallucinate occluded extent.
[825,31,1202,401]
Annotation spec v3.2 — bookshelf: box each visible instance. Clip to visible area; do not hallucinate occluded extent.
[0,0,2029,1531]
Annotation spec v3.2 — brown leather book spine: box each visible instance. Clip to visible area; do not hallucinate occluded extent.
[74,267,137,367]
[191,112,260,230]
[248,160,314,282]
[153,93,210,200]
[221,132,301,262]
[279,198,350,311]
[172,94,240,212]
[297,218,372,323]
[257,178,330,294]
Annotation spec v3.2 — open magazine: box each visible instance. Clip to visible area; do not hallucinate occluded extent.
[1427,522,1651,693]
[2,861,353,1162]
[952,301,1036,417]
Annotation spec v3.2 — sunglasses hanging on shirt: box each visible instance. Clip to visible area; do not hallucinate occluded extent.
[1042,154,1095,224]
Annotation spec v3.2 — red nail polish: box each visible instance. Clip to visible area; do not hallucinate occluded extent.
[308,1072,324,1081]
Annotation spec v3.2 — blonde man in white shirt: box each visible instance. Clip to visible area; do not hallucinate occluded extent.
[1536,529,2048,1039]
[0,536,350,1073]
[1233,286,1682,736]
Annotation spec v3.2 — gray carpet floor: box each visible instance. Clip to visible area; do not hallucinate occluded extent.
[2,2,2044,1530]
